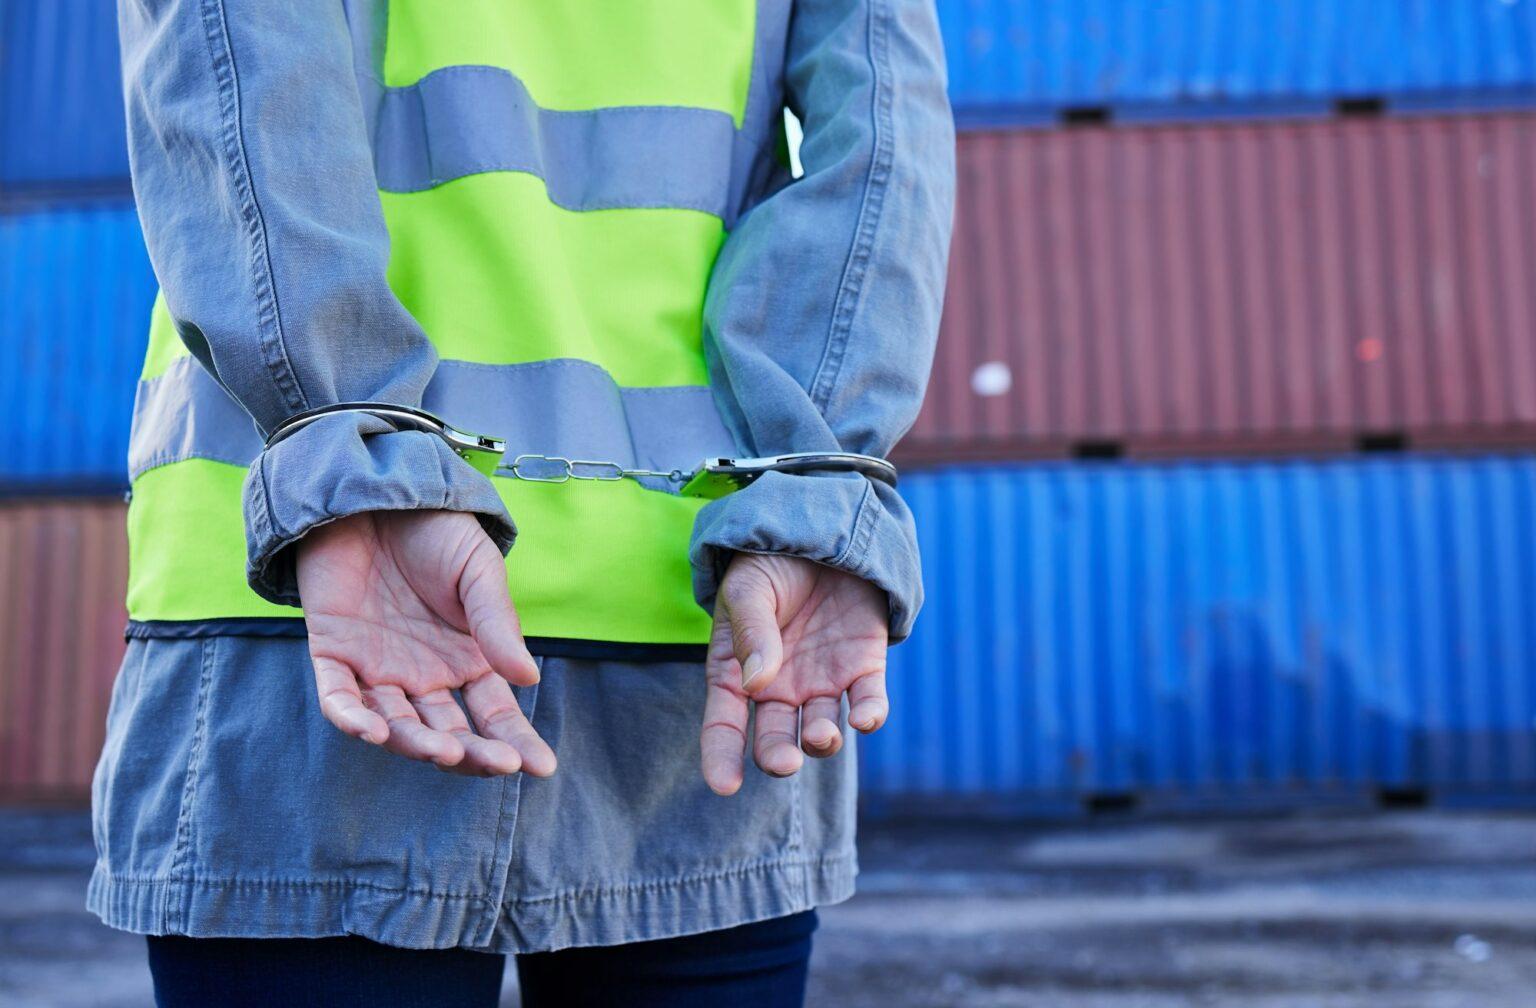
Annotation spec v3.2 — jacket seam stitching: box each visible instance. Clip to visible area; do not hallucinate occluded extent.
[807,0,895,416]
[430,435,454,511]
[94,870,488,902]
[833,480,878,573]
[256,449,282,548]
[199,0,309,416]
[480,673,539,940]
[164,637,218,931]
[512,852,853,906]
[89,851,854,905]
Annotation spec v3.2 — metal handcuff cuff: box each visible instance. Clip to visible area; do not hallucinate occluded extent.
[264,402,898,500]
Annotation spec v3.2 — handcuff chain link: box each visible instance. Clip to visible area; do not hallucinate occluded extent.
[499,453,687,486]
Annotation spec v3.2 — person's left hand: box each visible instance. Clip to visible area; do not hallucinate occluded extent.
[700,553,889,795]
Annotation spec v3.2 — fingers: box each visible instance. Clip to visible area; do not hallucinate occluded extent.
[847,666,890,734]
[753,700,804,778]
[704,602,742,706]
[721,572,784,695]
[412,687,523,777]
[460,541,540,688]
[462,673,558,778]
[313,656,389,745]
[700,677,750,796]
[800,695,844,758]
[364,684,466,768]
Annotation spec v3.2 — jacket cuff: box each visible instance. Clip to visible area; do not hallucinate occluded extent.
[689,471,923,642]
[242,411,516,606]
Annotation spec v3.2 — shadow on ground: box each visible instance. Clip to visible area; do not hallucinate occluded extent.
[3,810,1534,1007]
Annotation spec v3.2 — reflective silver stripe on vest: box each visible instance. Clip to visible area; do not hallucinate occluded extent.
[129,357,738,492]
[366,68,738,215]
[346,0,792,225]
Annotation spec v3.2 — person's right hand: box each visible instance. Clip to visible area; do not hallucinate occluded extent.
[296,510,556,778]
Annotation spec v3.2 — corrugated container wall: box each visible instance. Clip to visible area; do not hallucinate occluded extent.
[1,0,130,192]
[0,204,153,491]
[8,1,1536,187]
[939,0,1536,125]
[7,461,1534,808]
[905,112,1536,462]
[862,457,1536,814]
[0,501,128,802]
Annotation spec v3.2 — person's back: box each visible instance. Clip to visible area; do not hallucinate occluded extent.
[93,1,954,1004]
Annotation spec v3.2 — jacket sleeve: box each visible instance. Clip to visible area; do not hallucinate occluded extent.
[119,0,513,606]
[689,0,955,641]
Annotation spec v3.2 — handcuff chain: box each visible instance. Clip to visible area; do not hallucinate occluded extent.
[498,453,687,486]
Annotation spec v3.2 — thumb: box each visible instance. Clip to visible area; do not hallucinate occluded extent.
[720,570,783,695]
[460,538,540,687]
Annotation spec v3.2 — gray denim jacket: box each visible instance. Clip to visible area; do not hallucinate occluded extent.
[120,0,955,638]
[93,0,953,953]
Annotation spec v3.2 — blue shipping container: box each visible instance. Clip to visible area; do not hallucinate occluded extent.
[0,203,153,490]
[862,457,1536,813]
[9,1,1536,180]
[1,0,130,190]
[939,0,1536,126]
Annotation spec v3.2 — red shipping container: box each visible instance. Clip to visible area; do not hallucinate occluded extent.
[0,500,127,803]
[904,112,1536,462]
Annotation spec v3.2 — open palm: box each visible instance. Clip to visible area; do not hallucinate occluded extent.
[296,510,555,777]
[701,553,889,795]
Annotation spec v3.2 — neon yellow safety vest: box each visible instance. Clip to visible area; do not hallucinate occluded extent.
[125,1,785,648]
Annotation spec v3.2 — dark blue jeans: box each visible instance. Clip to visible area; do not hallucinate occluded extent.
[146,910,817,1008]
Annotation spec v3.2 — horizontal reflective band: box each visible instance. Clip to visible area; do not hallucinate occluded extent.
[360,66,766,221]
[128,357,737,488]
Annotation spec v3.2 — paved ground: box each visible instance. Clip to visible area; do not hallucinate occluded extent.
[2,809,1534,1007]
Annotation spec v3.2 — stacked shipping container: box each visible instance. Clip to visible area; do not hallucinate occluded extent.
[0,503,127,801]
[0,204,153,491]
[859,1,1536,812]
[906,112,1536,462]
[937,0,1536,127]
[2,1,139,799]
[3,2,1536,807]
[1,0,131,192]
[865,458,1536,812]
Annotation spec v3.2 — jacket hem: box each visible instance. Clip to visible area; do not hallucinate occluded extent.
[86,852,856,954]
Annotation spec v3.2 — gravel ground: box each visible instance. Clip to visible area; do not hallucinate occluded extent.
[2,809,1534,1007]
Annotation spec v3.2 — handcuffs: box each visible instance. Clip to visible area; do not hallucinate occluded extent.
[264,402,898,500]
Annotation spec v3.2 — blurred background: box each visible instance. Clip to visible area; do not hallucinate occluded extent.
[4,1,1536,1006]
